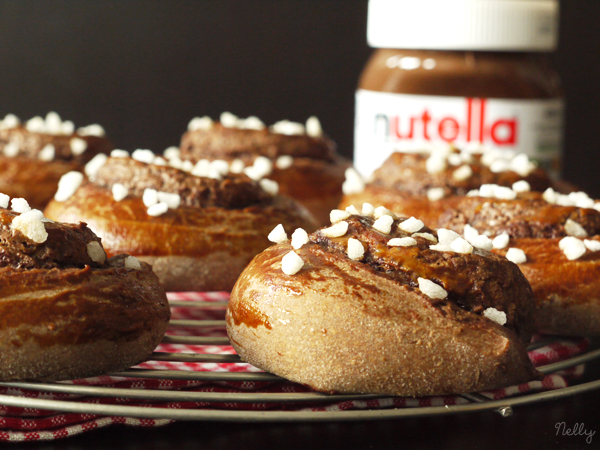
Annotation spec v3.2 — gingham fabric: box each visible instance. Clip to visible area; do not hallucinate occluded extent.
[0,291,589,442]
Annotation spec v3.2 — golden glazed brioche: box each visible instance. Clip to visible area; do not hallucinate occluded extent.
[341,147,557,224]
[0,197,169,381]
[178,113,350,225]
[432,188,600,336]
[0,113,112,209]
[226,212,540,397]
[45,152,318,291]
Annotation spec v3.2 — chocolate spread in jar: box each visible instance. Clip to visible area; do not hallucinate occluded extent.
[355,0,563,177]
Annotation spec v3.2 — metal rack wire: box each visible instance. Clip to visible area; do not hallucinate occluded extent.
[1,298,599,422]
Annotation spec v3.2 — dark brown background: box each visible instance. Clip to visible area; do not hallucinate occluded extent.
[0,1,599,195]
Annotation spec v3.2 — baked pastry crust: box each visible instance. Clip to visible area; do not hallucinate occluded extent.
[0,125,111,209]
[227,215,540,396]
[344,189,600,336]
[45,157,318,292]
[180,123,349,225]
[0,207,170,381]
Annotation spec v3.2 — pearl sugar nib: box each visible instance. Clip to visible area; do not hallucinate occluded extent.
[483,307,507,326]
[418,277,448,300]
[291,228,309,249]
[281,251,304,275]
[347,238,365,260]
[268,224,288,244]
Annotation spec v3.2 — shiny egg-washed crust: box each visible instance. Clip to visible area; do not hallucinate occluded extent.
[0,127,112,209]
[0,207,170,381]
[371,151,553,197]
[44,169,319,292]
[341,189,600,336]
[226,215,540,397]
[179,124,349,225]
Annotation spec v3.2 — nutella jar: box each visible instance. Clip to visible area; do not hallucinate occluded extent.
[355,0,563,177]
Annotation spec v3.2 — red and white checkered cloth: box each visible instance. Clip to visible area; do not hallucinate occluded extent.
[0,292,589,442]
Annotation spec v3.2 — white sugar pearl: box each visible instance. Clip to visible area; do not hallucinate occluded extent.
[542,187,557,204]
[347,238,365,260]
[163,146,180,160]
[425,155,447,174]
[3,142,19,157]
[427,187,445,201]
[112,183,129,202]
[188,116,214,131]
[84,153,108,177]
[463,224,479,243]
[111,149,130,158]
[437,228,461,245]
[241,116,265,130]
[147,202,169,217]
[306,116,323,137]
[70,137,88,155]
[38,144,55,161]
[471,234,493,251]
[512,180,531,193]
[584,239,600,252]
[345,205,360,215]
[291,228,309,249]
[0,193,9,208]
[330,209,351,223]
[559,236,587,261]
[220,112,240,128]
[483,307,507,325]
[211,160,230,176]
[388,237,417,247]
[494,186,517,200]
[157,191,181,209]
[54,171,84,202]
[418,278,448,300]
[124,255,142,270]
[492,232,510,249]
[564,219,588,238]
[275,155,294,170]
[321,221,349,238]
[78,124,105,137]
[271,120,305,136]
[132,149,156,164]
[268,224,288,244]
[451,237,473,254]
[252,156,273,178]
[11,210,47,243]
[361,203,375,216]
[229,159,245,173]
[373,215,394,234]
[142,188,158,207]
[86,241,106,263]
[398,217,424,233]
[26,116,46,133]
[191,159,211,177]
[11,197,31,213]
[45,112,62,132]
[412,232,437,242]
[281,251,304,275]
[452,164,473,181]
[342,168,365,195]
[373,206,393,219]
[2,114,20,128]
[506,248,527,264]
[61,120,75,135]
[259,179,279,196]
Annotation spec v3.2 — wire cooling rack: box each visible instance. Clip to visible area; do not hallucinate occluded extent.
[1,298,600,422]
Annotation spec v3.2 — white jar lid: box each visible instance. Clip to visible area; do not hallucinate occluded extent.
[367,0,559,51]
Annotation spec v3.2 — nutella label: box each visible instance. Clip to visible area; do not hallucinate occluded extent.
[354,89,564,176]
